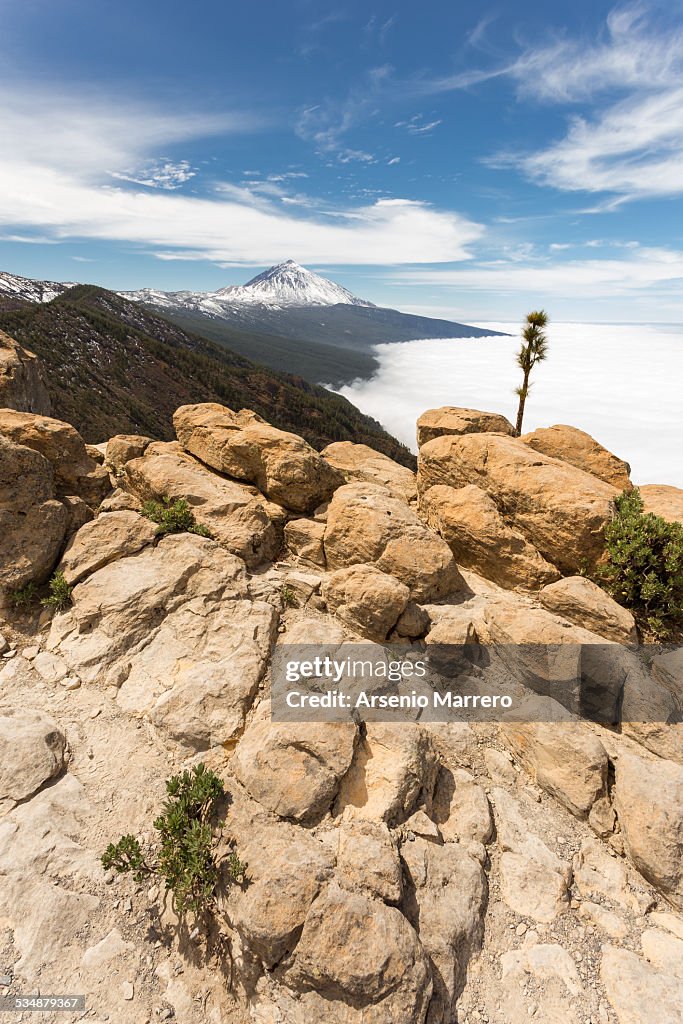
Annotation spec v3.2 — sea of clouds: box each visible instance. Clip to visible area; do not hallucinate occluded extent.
[335,322,683,487]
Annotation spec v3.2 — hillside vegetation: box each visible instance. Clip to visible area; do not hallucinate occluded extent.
[0,286,414,465]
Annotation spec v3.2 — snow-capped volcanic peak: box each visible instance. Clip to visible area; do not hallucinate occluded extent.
[215,260,374,308]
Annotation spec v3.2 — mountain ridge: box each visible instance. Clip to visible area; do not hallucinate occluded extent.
[0,285,415,465]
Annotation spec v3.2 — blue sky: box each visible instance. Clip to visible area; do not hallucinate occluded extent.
[1,0,683,320]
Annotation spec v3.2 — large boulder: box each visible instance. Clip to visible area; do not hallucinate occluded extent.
[416,406,514,447]
[123,441,282,566]
[0,435,67,592]
[322,441,417,502]
[335,723,439,826]
[613,748,683,910]
[58,510,158,585]
[322,564,410,641]
[46,533,250,689]
[538,576,638,643]
[500,696,608,818]
[0,711,66,804]
[401,838,486,1022]
[640,484,683,525]
[418,432,617,573]
[420,483,559,590]
[287,881,432,1024]
[173,402,344,512]
[520,424,632,489]
[0,331,51,414]
[232,703,357,823]
[0,410,110,506]
[225,809,335,969]
[324,482,463,601]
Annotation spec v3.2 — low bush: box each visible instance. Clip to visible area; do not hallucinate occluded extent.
[41,571,73,612]
[9,582,38,610]
[141,496,211,538]
[596,488,683,639]
[102,764,245,918]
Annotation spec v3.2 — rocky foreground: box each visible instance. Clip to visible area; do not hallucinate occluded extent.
[1,397,682,1024]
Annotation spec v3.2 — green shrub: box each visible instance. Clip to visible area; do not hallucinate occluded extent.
[9,582,38,610]
[102,764,244,918]
[281,584,298,608]
[596,488,683,639]
[141,496,211,538]
[41,571,73,612]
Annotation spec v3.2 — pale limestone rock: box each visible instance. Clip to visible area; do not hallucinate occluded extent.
[648,911,683,941]
[395,601,430,638]
[287,881,432,1023]
[174,402,344,512]
[641,928,683,977]
[0,409,110,505]
[579,901,628,940]
[418,432,617,573]
[499,941,583,1024]
[520,424,632,489]
[539,575,637,643]
[232,702,357,823]
[104,434,152,473]
[0,711,66,804]
[98,488,142,513]
[226,810,335,968]
[601,945,683,1024]
[484,747,518,785]
[432,766,492,844]
[47,533,249,690]
[321,440,417,502]
[58,510,158,585]
[322,563,410,641]
[323,482,463,601]
[61,494,93,537]
[400,837,486,1022]
[81,929,132,969]
[0,436,67,592]
[613,748,683,910]
[32,651,69,684]
[416,406,514,447]
[492,787,571,922]
[573,838,653,914]
[123,440,282,566]
[420,483,559,590]
[639,483,683,524]
[500,695,608,818]
[335,723,439,826]
[284,517,326,566]
[336,816,402,903]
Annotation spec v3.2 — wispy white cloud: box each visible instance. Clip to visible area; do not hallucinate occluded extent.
[511,5,683,103]
[493,6,683,200]
[390,246,683,297]
[0,84,482,266]
[394,114,443,136]
[111,159,196,190]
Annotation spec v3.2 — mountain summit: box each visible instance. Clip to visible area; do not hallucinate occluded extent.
[121,260,374,314]
[214,260,374,308]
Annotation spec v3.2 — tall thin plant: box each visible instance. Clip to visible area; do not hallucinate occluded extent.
[514,310,549,436]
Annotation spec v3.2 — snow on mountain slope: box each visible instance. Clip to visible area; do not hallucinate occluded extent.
[121,260,375,316]
[0,271,74,304]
